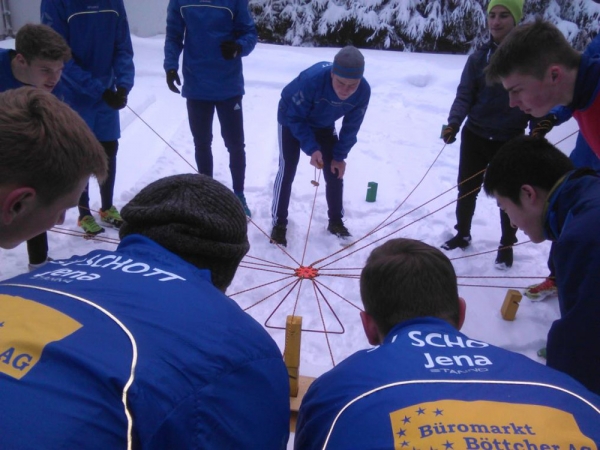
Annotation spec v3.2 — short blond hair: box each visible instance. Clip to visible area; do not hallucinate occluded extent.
[0,87,108,204]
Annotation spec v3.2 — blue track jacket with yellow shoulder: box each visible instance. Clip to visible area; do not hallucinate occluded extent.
[295,318,600,450]
[0,235,289,449]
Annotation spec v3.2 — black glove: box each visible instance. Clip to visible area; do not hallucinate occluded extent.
[116,86,128,108]
[166,69,181,94]
[441,123,459,144]
[220,40,242,60]
[531,114,558,138]
[102,88,127,110]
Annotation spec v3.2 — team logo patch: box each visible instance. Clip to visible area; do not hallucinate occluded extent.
[0,295,82,379]
[390,399,596,449]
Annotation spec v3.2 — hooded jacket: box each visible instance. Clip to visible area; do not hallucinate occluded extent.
[543,169,600,395]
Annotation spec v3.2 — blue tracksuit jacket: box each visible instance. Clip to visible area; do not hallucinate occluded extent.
[567,35,600,158]
[0,49,24,91]
[543,169,600,395]
[163,0,257,101]
[447,40,534,140]
[0,235,290,449]
[295,318,600,450]
[41,0,135,141]
[278,62,370,161]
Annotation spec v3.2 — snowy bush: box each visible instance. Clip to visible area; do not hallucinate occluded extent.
[249,0,600,53]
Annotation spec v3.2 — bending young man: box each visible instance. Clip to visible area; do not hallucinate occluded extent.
[271,46,370,246]
[0,23,74,270]
[484,135,600,395]
[487,18,600,156]
[0,87,107,250]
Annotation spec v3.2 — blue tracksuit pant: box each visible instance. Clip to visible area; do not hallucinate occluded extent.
[272,124,344,226]
[186,96,246,193]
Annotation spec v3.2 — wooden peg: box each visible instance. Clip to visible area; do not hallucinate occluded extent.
[284,315,302,396]
[501,289,522,321]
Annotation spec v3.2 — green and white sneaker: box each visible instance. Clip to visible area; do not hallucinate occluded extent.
[99,205,124,228]
[235,193,251,218]
[78,215,105,235]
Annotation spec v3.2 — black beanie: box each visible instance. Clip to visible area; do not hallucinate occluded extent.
[119,174,250,291]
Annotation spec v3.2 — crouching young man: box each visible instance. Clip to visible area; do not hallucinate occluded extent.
[295,237,600,449]
[483,135,600,395]
[0,87,107,250]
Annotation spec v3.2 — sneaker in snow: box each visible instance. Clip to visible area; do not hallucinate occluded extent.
[270,224,287,247]
[441,234,471,250]
[78,215,105,236]
[327,220,351,238]
[494,246,513,270]
[524,277,557,301]
[235,193,251,218]
[99,205,124,228]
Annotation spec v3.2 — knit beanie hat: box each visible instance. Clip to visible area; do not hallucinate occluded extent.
[119,173,250,291]
[487,0,524,24]
[332,46,365,80]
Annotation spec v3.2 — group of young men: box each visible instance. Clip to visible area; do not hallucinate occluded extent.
[1,1,600,448]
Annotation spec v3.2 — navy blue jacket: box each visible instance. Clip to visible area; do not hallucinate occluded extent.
[447,40,533,141]
[296,318,600,449]
[41,0,135,141]
[164,0,257,101]
[0,49,23,91]
[278,62,370,161]
[543,169,600,395]
[0,235,290,449]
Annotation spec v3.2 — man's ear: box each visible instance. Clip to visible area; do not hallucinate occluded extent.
[457,297,467,330]
[13,53,27,66]
[1,187,36,225]
[548,65,561,83]
[520,185,538,205]
[360,310,382,346]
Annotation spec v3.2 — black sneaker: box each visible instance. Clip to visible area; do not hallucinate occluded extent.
[441,234,471,250]
[270,224,287,246]
[327,220,351,238]
[494,246,513,270]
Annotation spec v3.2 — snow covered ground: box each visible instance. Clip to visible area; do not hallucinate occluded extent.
[0,36,579,445]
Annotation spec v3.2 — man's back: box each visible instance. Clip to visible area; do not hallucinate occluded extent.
[296,318,600,449]
[0,235,289,449]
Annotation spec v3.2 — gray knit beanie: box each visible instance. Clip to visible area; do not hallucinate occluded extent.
[119,174,250,291]
[332,46,365,79]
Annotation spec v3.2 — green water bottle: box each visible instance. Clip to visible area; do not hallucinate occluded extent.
[366,181,378,202]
